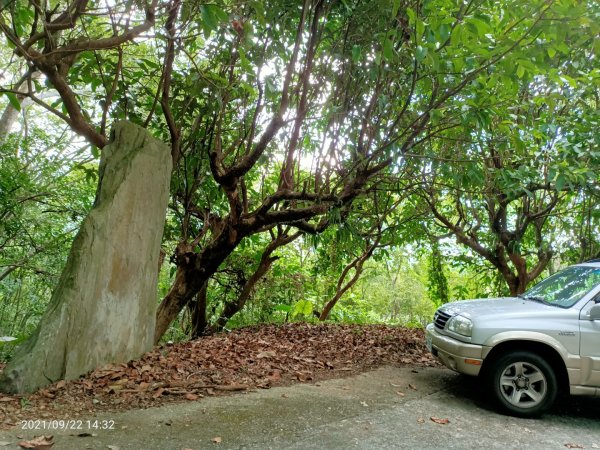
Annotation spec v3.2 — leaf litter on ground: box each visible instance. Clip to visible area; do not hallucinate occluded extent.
[0,324,437,428]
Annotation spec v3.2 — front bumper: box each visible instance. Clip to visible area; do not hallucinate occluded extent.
[425,323,485,376]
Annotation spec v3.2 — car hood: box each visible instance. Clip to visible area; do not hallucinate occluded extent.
[439,297,560,320]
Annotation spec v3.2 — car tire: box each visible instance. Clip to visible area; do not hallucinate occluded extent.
[487,351,557,417]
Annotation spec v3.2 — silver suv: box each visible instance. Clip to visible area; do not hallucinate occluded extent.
[425,261,600,417]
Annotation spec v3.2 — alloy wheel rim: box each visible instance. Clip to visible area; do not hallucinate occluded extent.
[499,361,547,408]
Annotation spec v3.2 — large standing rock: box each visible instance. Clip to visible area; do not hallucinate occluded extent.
[0,122,172,393]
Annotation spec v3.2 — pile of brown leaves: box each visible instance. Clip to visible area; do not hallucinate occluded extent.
[0,323,437,427]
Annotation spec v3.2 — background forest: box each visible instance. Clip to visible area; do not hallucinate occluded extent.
[0,0,599,359]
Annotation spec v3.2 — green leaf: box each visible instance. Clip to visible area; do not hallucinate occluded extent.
[251,1,266,25]
[292,300,313,317]
[213,5,229,22]
[4,92,21,111]
[466,17,491,37]
[415,45,428,62]
[382,38,394,61]
[450,25,463,48]
[416,19,425,38]
[555,174,566,192]
[438,23,451,42]
[557,42,570,54]
[391,0,400,18]
[201,4,226,33]
[352,45,361,63]
[140,58,160,69]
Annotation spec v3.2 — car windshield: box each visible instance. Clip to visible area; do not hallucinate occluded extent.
[520,266,600,308]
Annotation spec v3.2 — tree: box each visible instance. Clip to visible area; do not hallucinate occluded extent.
[152,0,584,340]
[413,14,600,294]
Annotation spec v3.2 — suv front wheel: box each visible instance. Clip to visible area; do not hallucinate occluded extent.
[487,351,558,417]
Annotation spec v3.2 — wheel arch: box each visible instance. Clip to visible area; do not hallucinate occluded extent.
[481,340,570,394]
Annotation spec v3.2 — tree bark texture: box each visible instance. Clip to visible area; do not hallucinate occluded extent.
[0,121,171,393]
[189,282,208,338]
[154,232,242,343]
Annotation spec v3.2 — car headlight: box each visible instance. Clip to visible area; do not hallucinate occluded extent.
[447,314,473,337]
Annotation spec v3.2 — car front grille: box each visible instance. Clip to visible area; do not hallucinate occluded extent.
[433,309,452,330]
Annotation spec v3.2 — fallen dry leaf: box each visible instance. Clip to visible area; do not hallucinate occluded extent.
[212,437,222,444]
[565,445,584,449]
[0,324,438,425]
[295,371,312,382]
[267,370,281,382]
[18,435,54,449]
[396,391,405,397]
[430,417,450,425]
[408,384,417,390]
[417,418,425,424]
[184,393,199,401]
[106,446,120,450]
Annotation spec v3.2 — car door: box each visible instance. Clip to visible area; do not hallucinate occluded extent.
[579,294,600,387]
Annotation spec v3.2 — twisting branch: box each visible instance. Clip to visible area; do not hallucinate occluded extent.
[161,0,182,164]
[209,0,312,187]
[0,0,160,149]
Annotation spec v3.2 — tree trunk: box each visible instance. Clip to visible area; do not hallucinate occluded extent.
[319,290,346,322]
[154,265,200,343]
[0,122,172,393]
[154,231,242,344]
[190,282,208,338]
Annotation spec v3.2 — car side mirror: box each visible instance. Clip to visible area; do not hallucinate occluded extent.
[590,304,600,321]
